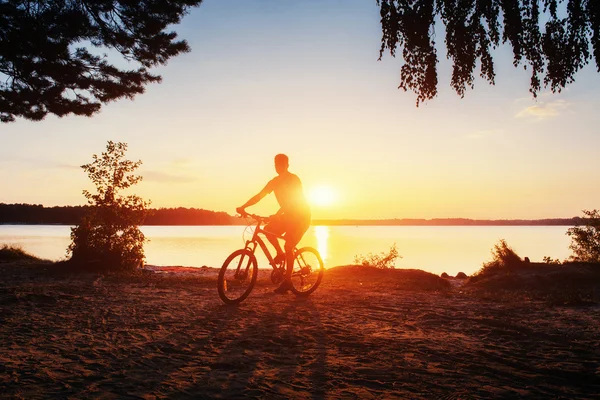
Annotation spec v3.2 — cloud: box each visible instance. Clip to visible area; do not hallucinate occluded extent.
[140,158,204,184]
[142,171,198,183]
[516,99,570,120]
[0,156,79,170]
[54,163,81,170]
[143,170,198,184]
[466,128,504,139]
[169,158,196,167]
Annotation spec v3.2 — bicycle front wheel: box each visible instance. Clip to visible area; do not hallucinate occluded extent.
[217,249,258,304]
[290,247,324,296]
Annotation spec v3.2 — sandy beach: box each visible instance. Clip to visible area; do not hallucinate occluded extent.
[1,261,599,399]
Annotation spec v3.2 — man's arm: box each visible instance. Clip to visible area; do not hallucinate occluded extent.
[237,181,273,214]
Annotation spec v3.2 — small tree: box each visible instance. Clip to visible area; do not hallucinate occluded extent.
[567,209,600,263]
[68,141,149,271]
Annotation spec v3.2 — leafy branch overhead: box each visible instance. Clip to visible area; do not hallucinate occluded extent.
[0,0,202,122]
[378,0,600,105]
[3,1,597,123]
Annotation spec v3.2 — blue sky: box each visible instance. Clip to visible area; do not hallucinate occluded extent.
[1,0,599,219]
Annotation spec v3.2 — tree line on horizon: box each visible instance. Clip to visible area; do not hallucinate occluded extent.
[0,203,580,226]
[0,203,237,225]
[312,218,579,226]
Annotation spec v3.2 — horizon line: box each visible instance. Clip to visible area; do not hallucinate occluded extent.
[0,202,580,222]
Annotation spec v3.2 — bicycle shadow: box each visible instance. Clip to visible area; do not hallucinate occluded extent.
[172,295,329,399]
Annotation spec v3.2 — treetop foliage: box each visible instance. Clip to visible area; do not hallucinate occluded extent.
[82,141,143,205]
[68,141,150,271]
[0,0,202,122]
[378,0,600,105]
[567,209,600,263]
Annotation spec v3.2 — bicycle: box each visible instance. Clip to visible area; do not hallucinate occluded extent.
[217,213,324,304]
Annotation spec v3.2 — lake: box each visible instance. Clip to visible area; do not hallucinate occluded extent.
[0,225,573,276]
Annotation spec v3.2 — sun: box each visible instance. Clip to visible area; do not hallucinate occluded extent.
[308,185,338,207]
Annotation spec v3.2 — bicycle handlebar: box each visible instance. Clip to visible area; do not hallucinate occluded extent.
[237,212,270,223]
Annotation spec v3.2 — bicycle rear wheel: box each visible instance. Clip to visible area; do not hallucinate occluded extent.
[217,249,258,304]
[290,247,324,296]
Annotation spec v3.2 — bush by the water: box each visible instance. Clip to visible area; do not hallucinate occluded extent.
[470,239,523,282]
[68,141,150,272]
[465,240,600,303]
[567,209,600,263]
[353,243,401,269]
[543,256,562,264]
[0,245,39,261]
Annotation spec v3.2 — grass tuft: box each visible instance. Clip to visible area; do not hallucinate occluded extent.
[0,244,40,261]
[353,243,402,269]
[469,239,523,283]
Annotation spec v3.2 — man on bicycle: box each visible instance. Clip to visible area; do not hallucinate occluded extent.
[237,153,311,293]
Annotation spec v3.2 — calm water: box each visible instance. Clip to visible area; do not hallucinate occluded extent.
[0,225,573,276]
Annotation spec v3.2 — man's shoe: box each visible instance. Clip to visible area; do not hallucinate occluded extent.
[274,280,293,294]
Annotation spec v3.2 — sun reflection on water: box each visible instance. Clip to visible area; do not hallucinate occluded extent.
[313,225,329,263]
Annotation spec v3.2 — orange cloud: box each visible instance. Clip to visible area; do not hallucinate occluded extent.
[467,129,503,139]
[516,99,570,120]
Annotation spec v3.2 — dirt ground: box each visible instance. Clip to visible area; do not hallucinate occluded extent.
[1,262,599,399]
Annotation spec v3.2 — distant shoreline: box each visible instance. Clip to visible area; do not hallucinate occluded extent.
[0,219,577,227]
[311,218,577,226]
[0,203,579,226]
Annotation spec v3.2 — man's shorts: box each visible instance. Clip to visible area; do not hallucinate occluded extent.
[264,213,311,248]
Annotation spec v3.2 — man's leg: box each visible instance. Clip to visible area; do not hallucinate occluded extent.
[264,219,285,263]
[282,217,310,283]
[273,215,310,293]
[267,235,284,262]
[284,239,298,282]
[272,239,298,294]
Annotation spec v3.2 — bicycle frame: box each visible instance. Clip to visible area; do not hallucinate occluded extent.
[244,218,284,269]
[218,213,324,304]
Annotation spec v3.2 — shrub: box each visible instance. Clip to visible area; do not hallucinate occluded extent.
[67,141,150,272]
[353,243,402,269]
[567,209,600,263]
[472,239,522,279]
[543,256,562,265]
[0,244,39,261]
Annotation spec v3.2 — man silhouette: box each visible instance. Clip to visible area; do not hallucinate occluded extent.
[237,154,311,293]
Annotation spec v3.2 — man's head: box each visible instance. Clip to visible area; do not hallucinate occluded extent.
[274,153,289,175]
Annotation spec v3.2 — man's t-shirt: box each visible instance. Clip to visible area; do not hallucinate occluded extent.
[265,172,310,218]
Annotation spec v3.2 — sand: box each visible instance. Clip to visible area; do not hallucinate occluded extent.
[1,261,599,399]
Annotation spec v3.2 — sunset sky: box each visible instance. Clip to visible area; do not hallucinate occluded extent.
[2,0,600,220]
